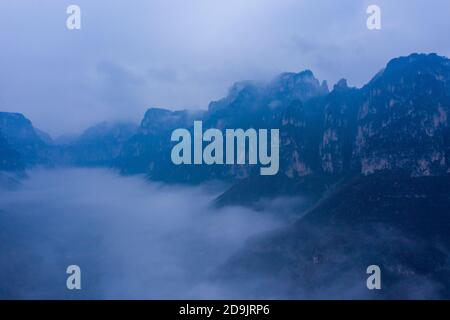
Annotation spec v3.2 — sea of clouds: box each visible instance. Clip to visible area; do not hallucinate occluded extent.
[0,168,295,299]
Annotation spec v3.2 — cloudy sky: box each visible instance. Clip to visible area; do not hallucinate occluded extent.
[0,0,449,136]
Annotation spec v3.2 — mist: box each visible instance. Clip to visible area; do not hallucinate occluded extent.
[0,168,294,299]
[0,169,447,299]
[1,1,450,135]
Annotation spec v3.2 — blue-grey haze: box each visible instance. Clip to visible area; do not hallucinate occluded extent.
[1,0,449,135]
[0,168,294,299]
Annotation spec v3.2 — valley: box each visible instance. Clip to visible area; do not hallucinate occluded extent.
[1,53,450,298]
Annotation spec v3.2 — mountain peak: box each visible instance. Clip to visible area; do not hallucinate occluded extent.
[368,53,450,87]
[0,111,43,145]
[385,53,448,70]
[0,112,27,120]
[333,78,349,91]
[270,69,329,100]
[77,121,137,143]
[276,69,315,83]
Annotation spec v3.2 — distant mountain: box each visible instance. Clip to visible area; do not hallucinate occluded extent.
[0,114,138,169]
[210,54,450,299]
[218,53,450,206]
[116,108,203,178]
[0,130,24,172]
[67,121,138,167]
[21,52,443,207]
[354,53,450,177]
[0,112,48,166]
[116,70,329,182]
[3,53,450,203]
[53,134,79,146]
[2,53,450,298]
[115,54,450,192]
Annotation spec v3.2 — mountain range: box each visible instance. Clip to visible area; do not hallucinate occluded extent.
[1,53,450,298]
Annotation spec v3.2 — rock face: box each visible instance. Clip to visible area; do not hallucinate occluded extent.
[354,54,450,177]
[116,70,329,182]
[3,53,450,192]
[113,54,450,192]
[287,54,450,180]
[116,108,203,179]
[319,79,362,175]
[218,53,450,205]
[0,112,138,169]
[3,54,450,200]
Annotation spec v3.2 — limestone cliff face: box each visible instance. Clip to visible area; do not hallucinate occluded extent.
[313,54,450,178]
[4,54,450,189]
[117,70,329,182]
[215,53,450,205]
[114,53,450,188]
[319,79,362,176]
[354,53,450,177]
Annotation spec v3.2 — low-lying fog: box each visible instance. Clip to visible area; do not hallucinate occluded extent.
[0,168,294,299]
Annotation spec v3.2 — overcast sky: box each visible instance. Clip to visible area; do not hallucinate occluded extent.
[0,0,449,136]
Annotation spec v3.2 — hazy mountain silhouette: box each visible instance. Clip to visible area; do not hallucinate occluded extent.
[1,53,450,298]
